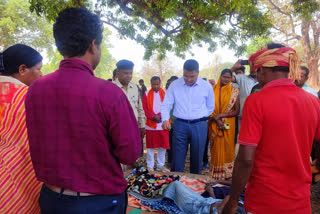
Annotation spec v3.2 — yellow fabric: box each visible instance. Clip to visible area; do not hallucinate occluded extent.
[208,78,237,180]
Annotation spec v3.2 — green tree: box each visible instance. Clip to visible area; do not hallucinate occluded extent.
[200,55,233,81]
[41,49,63,75]
[245,36,272,58]
[140,55,180,88]
[42,28,116,79]
[29,0,272,60]
[0,0,53,50]
[94,29,117,79]
[261,0,320,87]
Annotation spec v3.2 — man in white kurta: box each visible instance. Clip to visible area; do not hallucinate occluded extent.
[142,76,170,172]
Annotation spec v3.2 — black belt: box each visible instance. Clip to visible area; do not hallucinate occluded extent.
[176,117,209,124]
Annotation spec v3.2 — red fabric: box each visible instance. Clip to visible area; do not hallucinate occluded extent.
[143,89,165,129]
[239,78,320,214]
[248,47,296,72]
[146,130,170,149]
[25,58,141,195]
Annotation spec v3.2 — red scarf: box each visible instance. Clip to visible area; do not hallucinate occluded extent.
[146,88,165,129]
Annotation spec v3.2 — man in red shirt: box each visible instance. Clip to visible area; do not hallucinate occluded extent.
[223,43,320,214]
[25,8,141,214]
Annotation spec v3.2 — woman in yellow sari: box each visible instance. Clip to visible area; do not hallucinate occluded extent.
[208,69,240,180]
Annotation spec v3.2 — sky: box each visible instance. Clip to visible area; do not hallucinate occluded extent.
[107,28,241,74]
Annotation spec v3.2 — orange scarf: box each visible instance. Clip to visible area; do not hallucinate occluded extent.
[146,88,165,129]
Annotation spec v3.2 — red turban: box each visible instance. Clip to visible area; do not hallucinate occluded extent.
[248,47,299,80]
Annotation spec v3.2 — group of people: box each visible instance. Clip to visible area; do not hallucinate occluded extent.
[0,7,320,214]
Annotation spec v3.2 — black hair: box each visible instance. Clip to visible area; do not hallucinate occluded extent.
[264,43,289,72]
[183,59,199,72]
[53,8,103,57]
[203,78,207,81]
[235,66,245,72]
[169,76,179,81]
[1,44,42,75]
[221,69,232,77]
[107,78,112,81]
[139,79,144,83]
[150,76,161,83]
[267,43,285,49]
[300,66,309,77]
[112,69,117,78]
[315,142,320,170]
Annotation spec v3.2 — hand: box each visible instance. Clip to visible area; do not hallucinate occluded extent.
[152,115,161,123]
[231,59,243,72]
[205,184,215,198]
[217,120,225,130]
[213,115,221,122]
[140,128,145,139]
[162,121,171,131]
[221,197,238,214]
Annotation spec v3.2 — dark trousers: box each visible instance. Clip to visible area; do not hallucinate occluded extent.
[140,139,144,157]
[172,120,207,174]
[39,184,128,214]
[235,116,239,144]
[202,129,209,166]
[167,128,174,164]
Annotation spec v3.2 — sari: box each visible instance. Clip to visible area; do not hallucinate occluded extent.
[208,78,239,180]
[0,76,41,214]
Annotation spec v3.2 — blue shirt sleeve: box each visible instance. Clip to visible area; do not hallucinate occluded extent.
[161,84,175,121]
[206,84,215,116]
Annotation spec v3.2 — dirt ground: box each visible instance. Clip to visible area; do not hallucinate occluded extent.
[138,143,320,214]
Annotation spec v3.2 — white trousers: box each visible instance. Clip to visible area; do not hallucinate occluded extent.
[147,148,166,169]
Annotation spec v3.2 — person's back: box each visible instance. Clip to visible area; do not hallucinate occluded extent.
[26,59,140,193]
[25,8,140,214]
[0,44,43,214]
[224,44,320,214]
[242,80,320,213]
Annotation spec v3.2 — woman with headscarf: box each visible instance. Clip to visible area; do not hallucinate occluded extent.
[208,69,240,180]
[0,44,43,213]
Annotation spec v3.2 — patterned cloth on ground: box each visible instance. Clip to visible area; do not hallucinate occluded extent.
[179,175,207,194]
[127,167,180,199]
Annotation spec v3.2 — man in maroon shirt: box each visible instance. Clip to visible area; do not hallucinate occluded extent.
[25,8,141,214]
[223,43,320,214]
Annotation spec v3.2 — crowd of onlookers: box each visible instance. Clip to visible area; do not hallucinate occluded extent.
[0,7,319,214]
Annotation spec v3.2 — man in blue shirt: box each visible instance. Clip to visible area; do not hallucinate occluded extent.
[161,59,215,174]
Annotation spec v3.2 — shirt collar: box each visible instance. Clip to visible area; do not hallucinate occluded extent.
[59,58,94,76]
[263,78,294,89]
[183,77,200,86]
[0,75,26,85]
[114,78,134,88]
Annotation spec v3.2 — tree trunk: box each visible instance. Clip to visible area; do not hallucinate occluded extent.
[307,58,319,89]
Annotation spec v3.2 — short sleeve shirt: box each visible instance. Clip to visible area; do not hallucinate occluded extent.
[239,78,320,214]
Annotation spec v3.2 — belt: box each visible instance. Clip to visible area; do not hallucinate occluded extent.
[45,184,96,196]
[176,117,209,124]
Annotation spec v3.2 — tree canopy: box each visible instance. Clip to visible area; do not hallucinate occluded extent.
[0,0,53,50]
[29,0,273,60]
[260,0,320,87]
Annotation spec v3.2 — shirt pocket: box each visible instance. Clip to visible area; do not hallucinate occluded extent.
[191,91,206,109]
[130,95,139,108]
